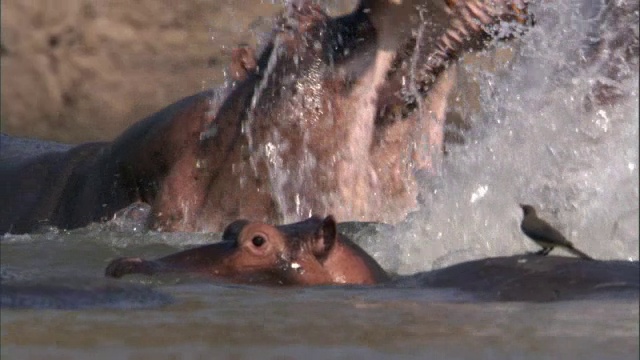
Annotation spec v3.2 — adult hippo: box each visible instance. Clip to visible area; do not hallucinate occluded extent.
[0,0,531,234]
[106,215,639,302]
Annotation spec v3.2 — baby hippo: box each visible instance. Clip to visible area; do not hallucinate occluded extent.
[105,216,389,286]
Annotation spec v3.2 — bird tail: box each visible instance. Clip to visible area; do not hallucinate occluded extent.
[565,246,595,261]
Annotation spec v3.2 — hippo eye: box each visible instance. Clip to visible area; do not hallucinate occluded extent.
[251,236,266,247]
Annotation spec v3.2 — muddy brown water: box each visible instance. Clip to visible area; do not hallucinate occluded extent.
[1,229,638,360]
[2,0,639,359]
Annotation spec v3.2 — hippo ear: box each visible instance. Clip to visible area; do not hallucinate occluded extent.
[312,216,337,258]
[222,219,251,242]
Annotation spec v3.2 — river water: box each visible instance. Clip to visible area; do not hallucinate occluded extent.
[1,1,639,359]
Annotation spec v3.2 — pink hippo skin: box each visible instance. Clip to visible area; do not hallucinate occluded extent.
[104,215,639,302]
[105,215,389,286]
[0,0,531,234]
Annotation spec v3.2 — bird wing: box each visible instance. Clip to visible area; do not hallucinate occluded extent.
[522,218,573,246]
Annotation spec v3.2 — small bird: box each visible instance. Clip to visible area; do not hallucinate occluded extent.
[519,204,594,260]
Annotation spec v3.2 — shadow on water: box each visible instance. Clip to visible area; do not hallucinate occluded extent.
[0,282,173,310]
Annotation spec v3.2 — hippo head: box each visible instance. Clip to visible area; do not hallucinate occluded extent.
[211,215,340,285]
[220,215,389,285]
[105,216,340,286]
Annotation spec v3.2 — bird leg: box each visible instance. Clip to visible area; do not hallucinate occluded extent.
[537,247,553,256]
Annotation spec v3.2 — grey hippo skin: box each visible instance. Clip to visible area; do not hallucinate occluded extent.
[0,0,531,234]
[105,215,639,301]
[411,255,639,302]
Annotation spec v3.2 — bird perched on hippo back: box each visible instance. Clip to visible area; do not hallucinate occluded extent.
[519,204,594,260]
[104,215,638,302]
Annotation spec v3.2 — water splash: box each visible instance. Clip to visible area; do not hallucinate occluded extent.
[3,1,635,279]
[377,1,639,274]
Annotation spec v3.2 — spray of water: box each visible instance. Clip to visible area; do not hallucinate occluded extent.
[5,1,635,281]
[213,1,637,274]
[372,1,640,274]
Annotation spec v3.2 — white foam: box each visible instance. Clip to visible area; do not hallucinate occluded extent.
[379,1,639,274]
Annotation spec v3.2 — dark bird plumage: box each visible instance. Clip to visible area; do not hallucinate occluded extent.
[519,204,594,260]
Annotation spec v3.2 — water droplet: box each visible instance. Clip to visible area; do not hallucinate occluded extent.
[199,125,218,140]
[470,185,489,203]
[195,159,208,169]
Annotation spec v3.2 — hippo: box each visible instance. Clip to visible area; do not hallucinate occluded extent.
[414,254,640,302]
[105,215,389,285]
[0,0,531,234]
[106,215,639,301]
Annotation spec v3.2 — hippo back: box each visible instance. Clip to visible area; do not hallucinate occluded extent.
[0,136,109,234]
[0,134,72,163]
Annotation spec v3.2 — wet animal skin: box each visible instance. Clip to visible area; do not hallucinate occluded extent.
[105,215,638,302]
[0,0,531,234]
[105,215,389,285]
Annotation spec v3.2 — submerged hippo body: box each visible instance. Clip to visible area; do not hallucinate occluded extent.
[0,0,531,234]
[412,255,640,302]
[105,215,389,285]
[106,216,639,301]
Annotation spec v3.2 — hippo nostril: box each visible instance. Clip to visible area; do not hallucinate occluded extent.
[252,236,266,247]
